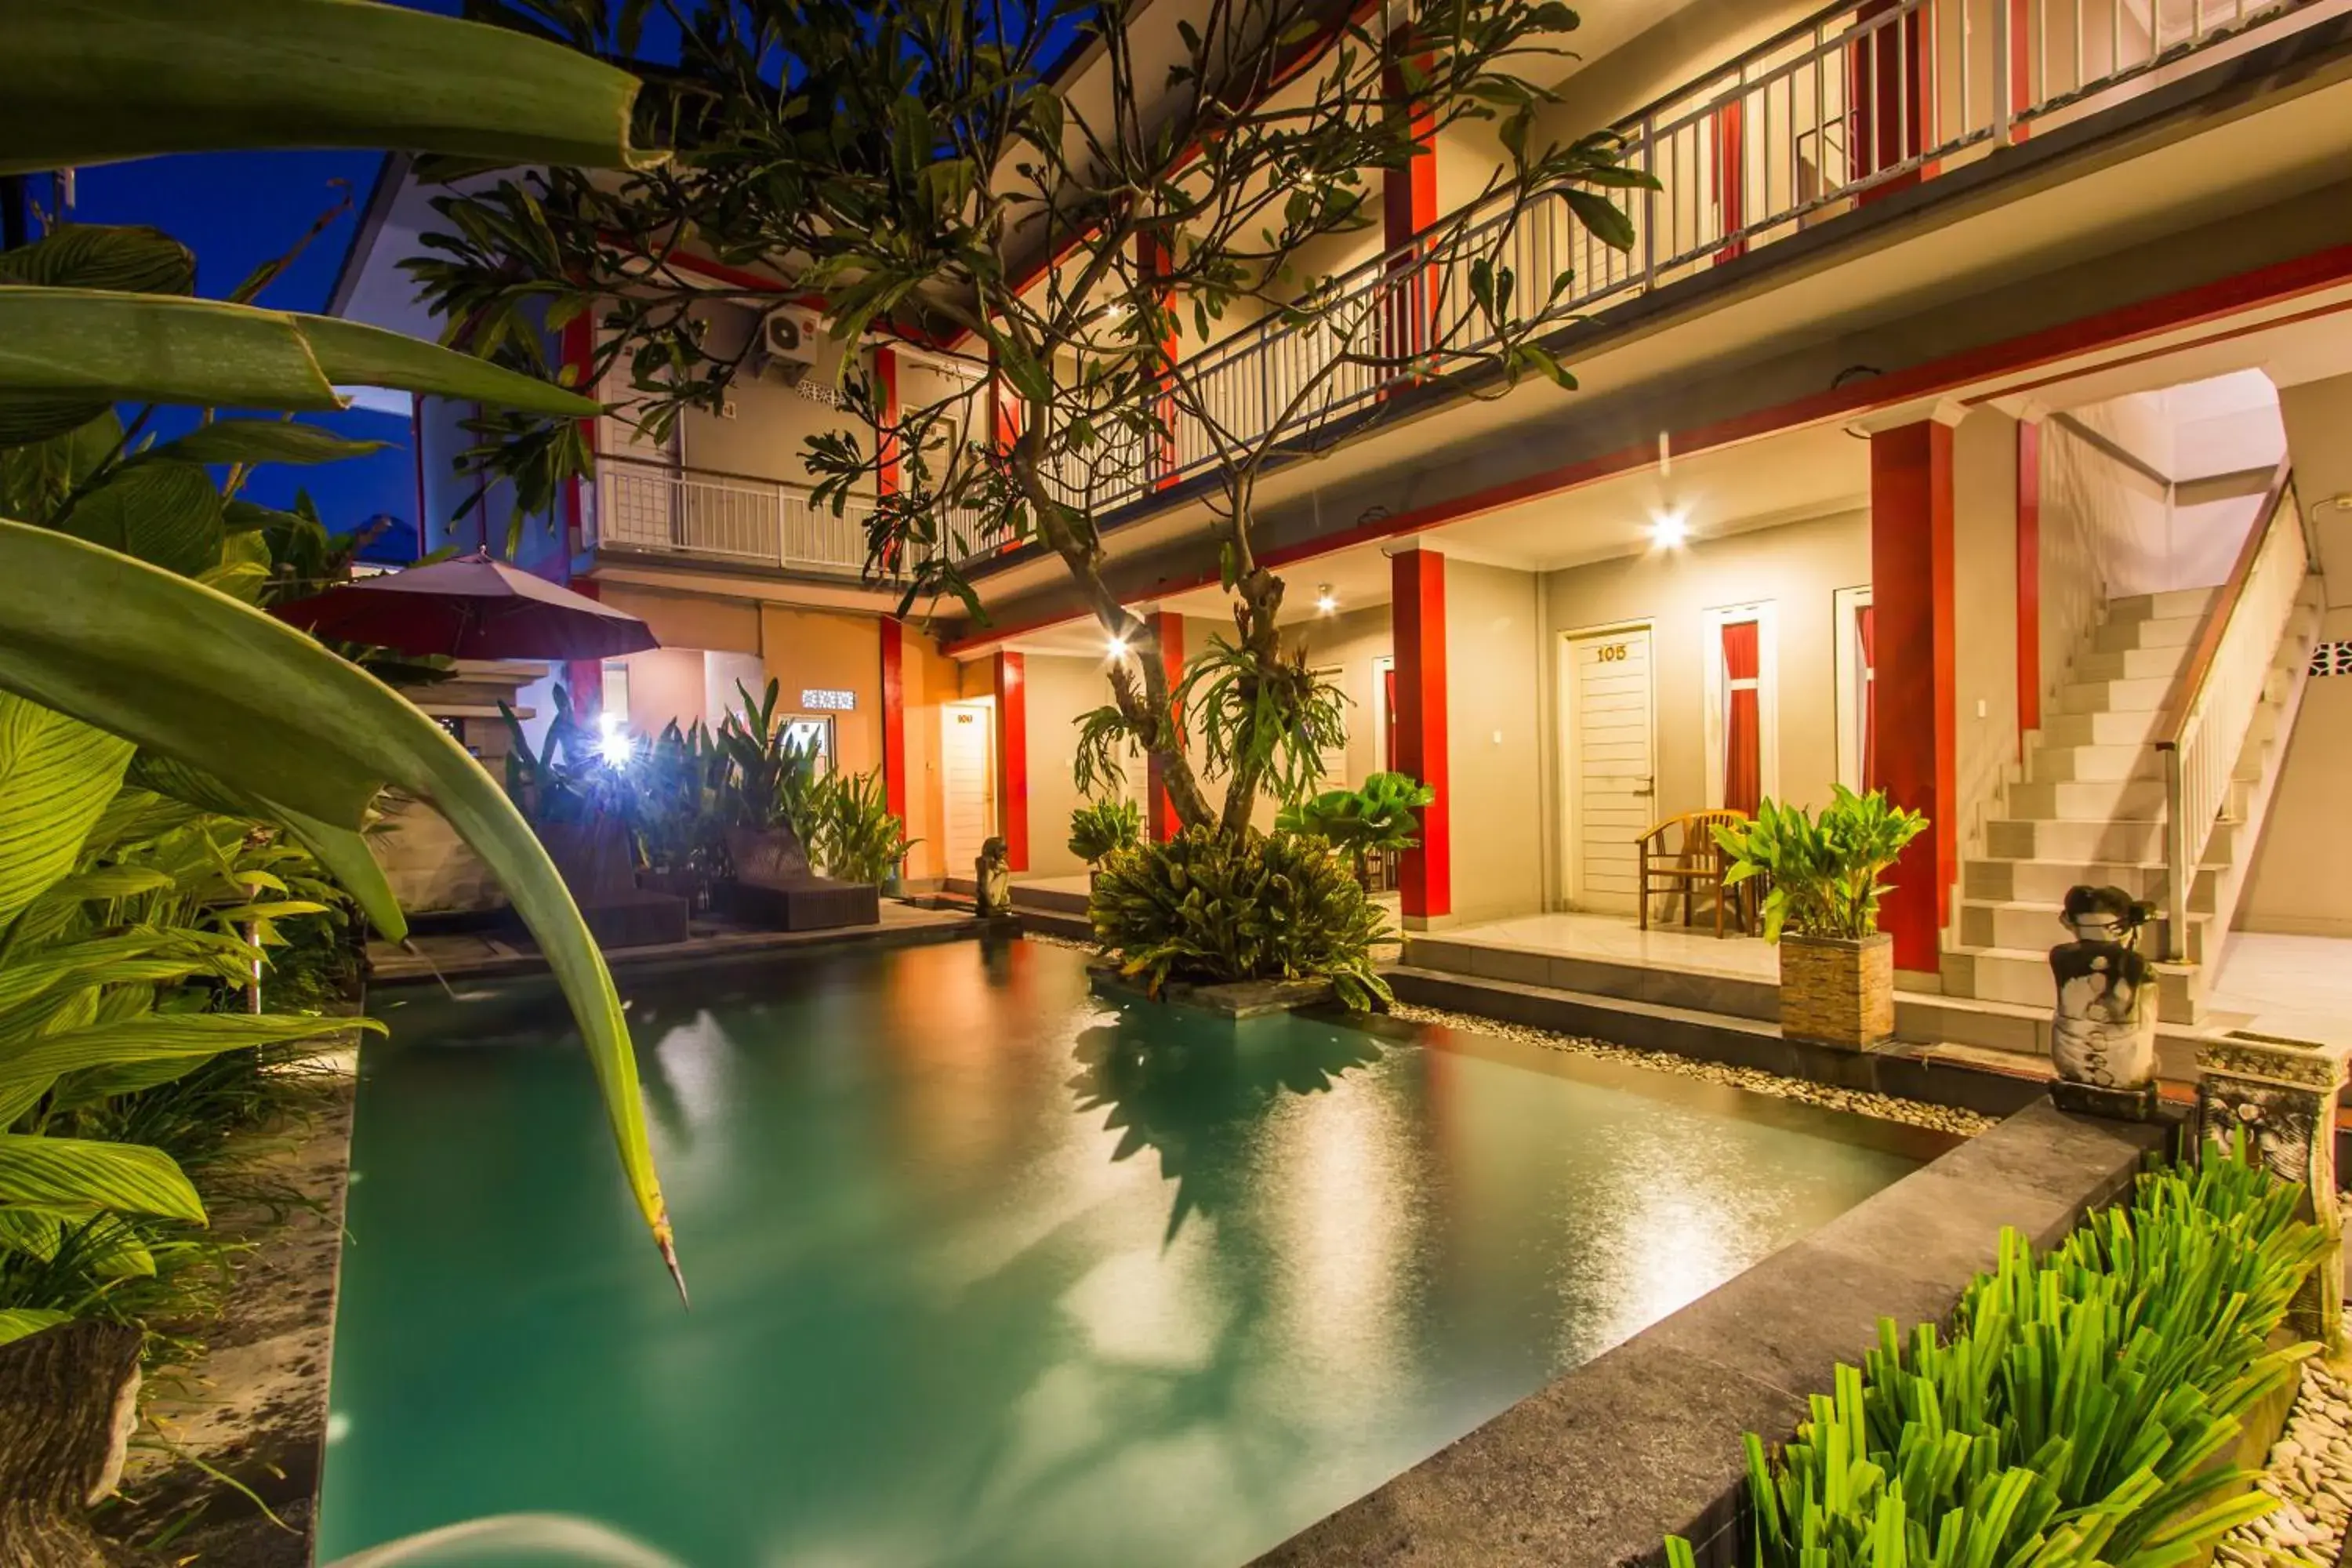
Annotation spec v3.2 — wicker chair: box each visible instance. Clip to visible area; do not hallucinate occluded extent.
[719,824,880,932]
[1635,809,1751,937]
[530,816,691,950]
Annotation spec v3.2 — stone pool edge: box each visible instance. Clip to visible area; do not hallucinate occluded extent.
[1250,1098,2174,1568]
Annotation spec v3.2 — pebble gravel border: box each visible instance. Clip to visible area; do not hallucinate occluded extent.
[2220,1336,2352,1568]
[1386,1000,1995,1138]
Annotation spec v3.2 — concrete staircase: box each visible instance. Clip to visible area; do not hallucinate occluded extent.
[1939,584,2318,1022]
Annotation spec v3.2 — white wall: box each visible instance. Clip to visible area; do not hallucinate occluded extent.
[1447,559,1545,924]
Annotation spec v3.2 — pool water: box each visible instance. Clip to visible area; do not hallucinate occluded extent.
[318,938,1945,1566]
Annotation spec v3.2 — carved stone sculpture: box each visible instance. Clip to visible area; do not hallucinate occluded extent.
[0,1319,147,1567]
[2047,884,2160,1120]
[975,837,1012,916]
[2195,1032,2352,1353]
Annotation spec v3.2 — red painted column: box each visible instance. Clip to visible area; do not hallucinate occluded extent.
[1381,52,1438,385]
[1711,99,1746,263]
[2014,419,2042,752]
[994,651,1029,873]
[1871,420,1957,976]
[1851,0,1930,204]
[1139,237,1180,490]
[880,617,909,833]
[1391,546,1450,924]
[2006,0,2034,143]
[1146,610,1185,843]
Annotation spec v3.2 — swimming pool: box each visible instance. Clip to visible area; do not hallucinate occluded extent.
[318,938,1945,1566]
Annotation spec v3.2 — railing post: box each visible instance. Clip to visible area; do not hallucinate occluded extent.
[1989,0,2012,143]
[1639,114,1657,289]
[2160,739,2190,962]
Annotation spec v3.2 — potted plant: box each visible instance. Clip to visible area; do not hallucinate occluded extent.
[1714,787,1928,1048]
[1275,771,1433,889]
[1069,797,1143,889]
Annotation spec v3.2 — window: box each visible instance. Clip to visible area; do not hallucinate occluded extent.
[1704,602,1777,814]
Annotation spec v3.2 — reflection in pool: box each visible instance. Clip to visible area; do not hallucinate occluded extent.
[318,938,1944,1566]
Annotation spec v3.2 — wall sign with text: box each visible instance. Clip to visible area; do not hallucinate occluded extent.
[800,688,858,711]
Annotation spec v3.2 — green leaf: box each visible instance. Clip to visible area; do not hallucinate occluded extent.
[0,0,664,176]
[7,1011,376,1108]
[0,1131,203,1224]
[148,419,390,468]
[0,290,602,419]
[0,223,194,293]
[0,1308,69,1345]
[0,693,135,931]
[0,521,678,1288]
[56,459,224,577]
[1564,187,1637,252]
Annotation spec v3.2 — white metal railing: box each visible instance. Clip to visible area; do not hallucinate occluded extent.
[588,456,997,577]
[2154,465,2305,961]
[1038,0,2322,513]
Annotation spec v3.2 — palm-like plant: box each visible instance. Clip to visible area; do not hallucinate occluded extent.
[1712,787,1929,942]
[714,679,824,839]
[808,768,917,885]
[0,0,686,1290]
[1069,797,1142,866]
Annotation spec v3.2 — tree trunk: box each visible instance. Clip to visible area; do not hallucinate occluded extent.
[0,1319,151,1567]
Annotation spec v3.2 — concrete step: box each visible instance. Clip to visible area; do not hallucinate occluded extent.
[1940,944,2204,1023]
[1011,880,1091,916]
[2005,775,2169,822]
[1964,856,2218,909]
[2037,708,2165,749]
[1017,906,1094,942]
[2060,674,2175,714]
[2026,742,2161,784]
[1401,934,1780,1022]
[1986,816,2169,862]
[1958,898,2212,960]
[1896,987,2206,1084]
[2074,644,2193,683]
[2108,586,2221,624]
[2092,612,2203,654]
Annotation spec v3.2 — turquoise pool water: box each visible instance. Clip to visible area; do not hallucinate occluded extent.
[318,938,1944,1566]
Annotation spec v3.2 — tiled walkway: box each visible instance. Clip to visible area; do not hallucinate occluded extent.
[1433,909,1777,983]
[2205,932,2352,1046]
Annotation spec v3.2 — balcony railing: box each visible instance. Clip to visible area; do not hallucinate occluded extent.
[1040,0,2327,514]
[586,454,994,578]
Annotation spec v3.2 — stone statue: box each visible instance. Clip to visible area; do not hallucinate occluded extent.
[975,837,1012,916]
[2048,884,2160,1119]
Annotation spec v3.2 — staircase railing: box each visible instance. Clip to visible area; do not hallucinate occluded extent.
[2153,462,2303,962]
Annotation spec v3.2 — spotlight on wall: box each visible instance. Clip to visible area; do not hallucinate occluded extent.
[1650,507,1690,549]
[1315,583,1337,615]
[1106,635,1131,659]
[595,710,634,768]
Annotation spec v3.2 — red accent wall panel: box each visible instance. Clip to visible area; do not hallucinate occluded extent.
[1870,421,1956,974]
[875,345,901,499]
[2016,419,2042,750]
[1391,548,1450,920]
[1146,612,1185,843]
[1381,58,1439,380]
[881,617,908,829]
[996,651,1029,873]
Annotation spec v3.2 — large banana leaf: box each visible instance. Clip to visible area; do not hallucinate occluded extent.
[0,1131,204,1224]
[0,0,662,176]
[0,291,601,419]
[0,699,133,930]
[0,523,682,1293]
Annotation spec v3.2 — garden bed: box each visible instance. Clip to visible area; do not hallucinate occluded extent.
[1087,957,1337,1018]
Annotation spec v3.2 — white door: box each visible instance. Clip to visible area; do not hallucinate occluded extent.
[940,702,995,875]
[1559,626,1656,912]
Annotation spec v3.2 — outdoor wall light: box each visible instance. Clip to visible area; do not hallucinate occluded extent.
[1650,508,1690,549]
[1106,635,1131,659]
[595,710,634,768]
[1316,584,1337,614]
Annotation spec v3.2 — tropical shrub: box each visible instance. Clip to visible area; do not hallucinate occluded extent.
[1068,797,1142,866]
[1669,1138,2327,1568]
[1276,770,1432,884]
[1713,786,1929,942]
[0,695,375,1345]
[1089,827,1394,1010]
[807,767,916,885]
[0,0,685,1287]
[714,679,823,836]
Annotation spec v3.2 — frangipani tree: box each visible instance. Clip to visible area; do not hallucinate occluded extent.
[1,0,686,1294]
[411,0,1650,833]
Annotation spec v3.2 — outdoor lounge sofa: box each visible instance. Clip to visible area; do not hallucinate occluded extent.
[529,815,692,951]
[720,825,880,932]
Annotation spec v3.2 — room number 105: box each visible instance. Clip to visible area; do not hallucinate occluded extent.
[1595,643,1629,662]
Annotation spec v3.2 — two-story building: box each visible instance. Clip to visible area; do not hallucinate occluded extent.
[332,0,2352,1053]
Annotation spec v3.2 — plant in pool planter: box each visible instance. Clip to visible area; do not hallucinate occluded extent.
[1713,787,1927,1049]
[1068,797,1142,869]
[714,679,823,840]
[1276,771,1433,887]
[1669,1138,2329,1568]
[1088,827,1395,1011]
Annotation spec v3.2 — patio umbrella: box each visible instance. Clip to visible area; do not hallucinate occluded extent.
[270,552,659,661]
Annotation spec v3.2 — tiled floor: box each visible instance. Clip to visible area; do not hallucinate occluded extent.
[1435,909,1778,982]
[2205,932,2352,1046]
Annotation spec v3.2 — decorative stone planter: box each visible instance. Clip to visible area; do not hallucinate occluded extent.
[1778,931,1893,1048]
[1086,959,1334,1019]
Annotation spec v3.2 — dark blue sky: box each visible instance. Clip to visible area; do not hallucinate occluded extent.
[60,152,417,543]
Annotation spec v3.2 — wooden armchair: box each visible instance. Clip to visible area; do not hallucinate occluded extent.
[1636,809,1750,937]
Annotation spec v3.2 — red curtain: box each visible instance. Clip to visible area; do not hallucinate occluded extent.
[1722,620,1761,816]
[1857,604,1878,793]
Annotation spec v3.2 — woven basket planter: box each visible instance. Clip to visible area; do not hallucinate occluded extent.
[1779,931,1893,1048]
